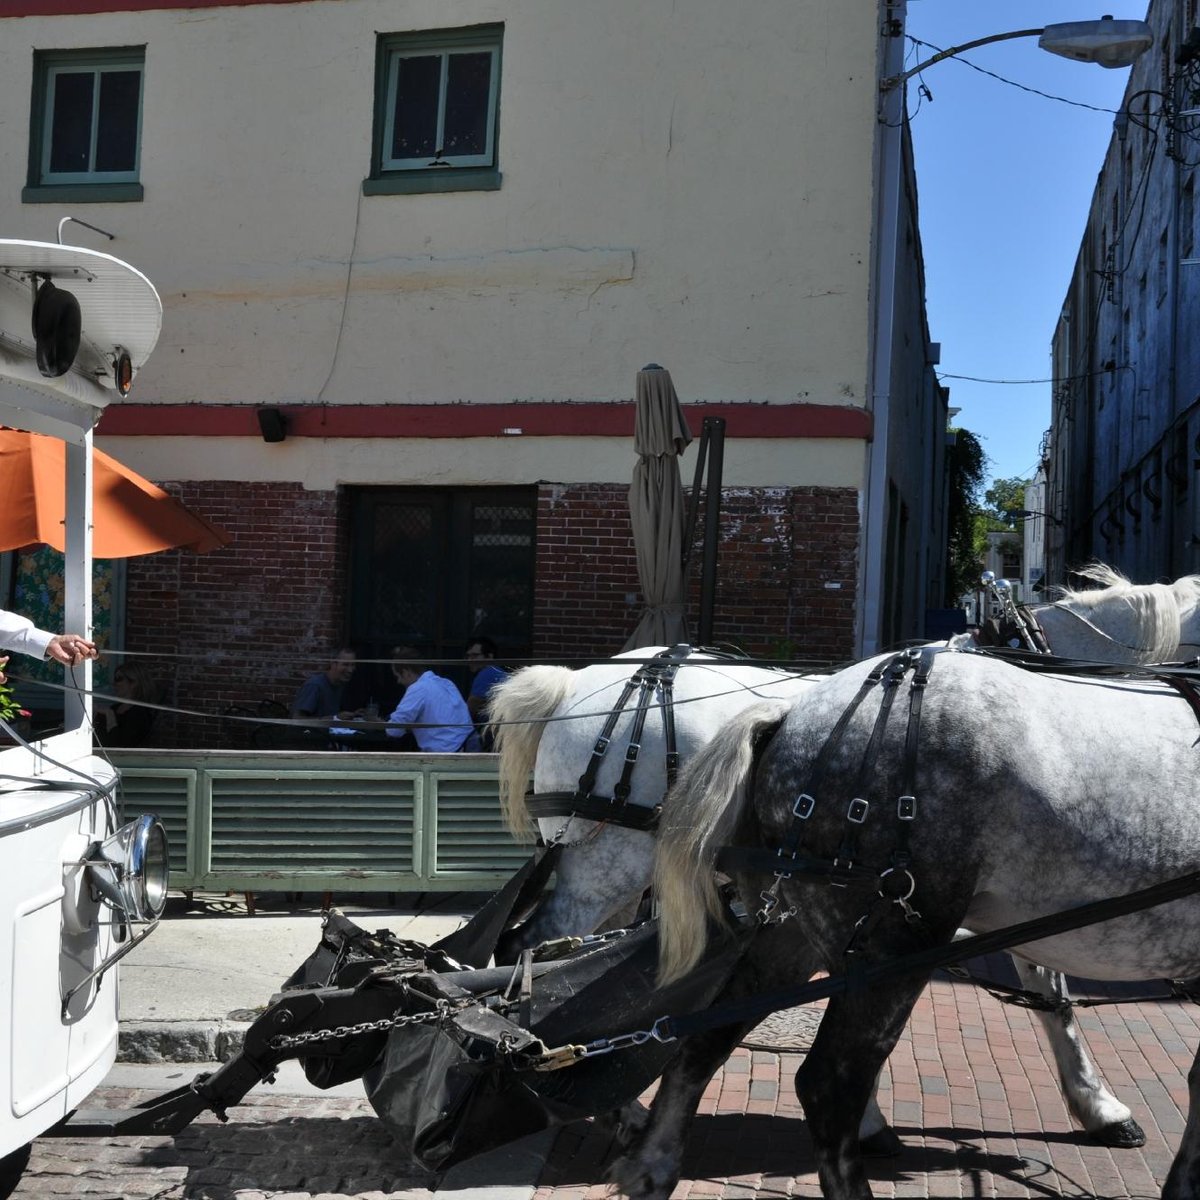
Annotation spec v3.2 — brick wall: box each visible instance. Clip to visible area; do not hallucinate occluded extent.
[123,479,859,748]
[533,482,859,664]
[125,481,345,747]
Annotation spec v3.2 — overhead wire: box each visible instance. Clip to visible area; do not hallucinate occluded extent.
[905,36,1124,113]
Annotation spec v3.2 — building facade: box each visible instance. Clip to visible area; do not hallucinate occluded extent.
[0,0,945,743]
[1049,0,1200,587]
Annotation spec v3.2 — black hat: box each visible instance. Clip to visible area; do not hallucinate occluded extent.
[32,279,82,378]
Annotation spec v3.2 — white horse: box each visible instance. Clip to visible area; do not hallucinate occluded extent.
[492,646,820,948]
[490,565,1200,1153]
[978,562,1200,663]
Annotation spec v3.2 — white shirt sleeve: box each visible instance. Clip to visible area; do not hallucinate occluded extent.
[0,609,53,660]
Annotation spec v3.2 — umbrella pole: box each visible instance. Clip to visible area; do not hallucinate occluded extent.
[682,423,709,577]
[697,418,725,646]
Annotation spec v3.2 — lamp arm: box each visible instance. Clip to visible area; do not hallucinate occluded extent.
[882,29,1045,91]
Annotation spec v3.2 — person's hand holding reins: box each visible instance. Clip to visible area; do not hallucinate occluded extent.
[45,634,98,666]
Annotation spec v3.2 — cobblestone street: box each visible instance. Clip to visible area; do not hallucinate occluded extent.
[10,965,1199,1200]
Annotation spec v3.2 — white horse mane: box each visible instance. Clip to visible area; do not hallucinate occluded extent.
[1053,561,1200,661]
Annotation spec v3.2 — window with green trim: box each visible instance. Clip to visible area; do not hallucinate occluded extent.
[367,26,502,195]
[29,48,144,194]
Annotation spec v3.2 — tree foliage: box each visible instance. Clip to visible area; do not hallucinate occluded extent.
[983,476,1029,526]
[944,428,988,604]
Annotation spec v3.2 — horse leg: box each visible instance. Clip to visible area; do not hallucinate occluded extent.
[495,835,654,960]
[608,1019,753,1200]
[611,928,821,1199]
[858,1069,904,1157]
[1010,957,1145,1148]
[794,973,930,1200]
[1164,1044,1200,1200]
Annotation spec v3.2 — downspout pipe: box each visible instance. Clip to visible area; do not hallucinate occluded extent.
[860,1,908,657]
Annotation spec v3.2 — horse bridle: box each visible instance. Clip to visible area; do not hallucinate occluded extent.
[975,574,1051,654]
[524,644,695,839]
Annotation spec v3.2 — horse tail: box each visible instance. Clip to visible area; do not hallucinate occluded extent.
[489,665,577,842]
[656,700,789,985]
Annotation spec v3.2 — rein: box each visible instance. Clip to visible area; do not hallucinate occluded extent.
[633,865,1200,1047]
[1043,600,1176,656]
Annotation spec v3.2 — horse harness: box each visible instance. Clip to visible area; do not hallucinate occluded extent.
[976,604,1051,654]
[717,642,1200,1006]
[975,571,1051,654]
[718,645,938,960]
[524,644,695,839]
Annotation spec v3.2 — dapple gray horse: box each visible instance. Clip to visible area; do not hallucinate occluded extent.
[491,566,1200,1154]
[630,649,1200,1200]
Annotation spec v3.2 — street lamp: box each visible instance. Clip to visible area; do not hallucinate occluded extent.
[881,18,1154,92]
[1005,508,1064,527]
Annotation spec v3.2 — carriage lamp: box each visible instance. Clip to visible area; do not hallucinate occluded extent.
[112,348,133,395]
[85,814,170,923]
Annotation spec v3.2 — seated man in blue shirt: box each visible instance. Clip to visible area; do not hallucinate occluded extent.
[386,646,481,752]
[465,636,507,749]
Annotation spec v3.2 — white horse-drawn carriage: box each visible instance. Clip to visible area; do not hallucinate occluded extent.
[0,236,169,1190]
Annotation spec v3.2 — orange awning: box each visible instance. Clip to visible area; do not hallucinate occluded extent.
[0,428,230,558]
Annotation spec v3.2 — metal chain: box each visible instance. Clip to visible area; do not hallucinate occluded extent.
[268,998,454,1050]
[534,1018,676,1070]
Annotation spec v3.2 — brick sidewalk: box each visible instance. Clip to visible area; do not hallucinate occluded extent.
[9,966,1197,1198]
[534,969,1200,1199]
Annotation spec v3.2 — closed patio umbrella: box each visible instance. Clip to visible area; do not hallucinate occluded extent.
[624,364,693,649]
[0,428,230,557]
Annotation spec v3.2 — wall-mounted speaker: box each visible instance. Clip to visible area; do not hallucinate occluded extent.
[256,406,288,443]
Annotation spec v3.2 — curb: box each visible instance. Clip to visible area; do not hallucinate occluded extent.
[119,1020,248,1063]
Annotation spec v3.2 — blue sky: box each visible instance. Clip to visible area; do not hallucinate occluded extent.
[905,2,1138,488]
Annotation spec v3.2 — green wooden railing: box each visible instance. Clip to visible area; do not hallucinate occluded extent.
[109,749,530,893]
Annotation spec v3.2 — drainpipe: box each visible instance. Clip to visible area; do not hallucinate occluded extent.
[859,0,907,658]
[1168,119,1182,573]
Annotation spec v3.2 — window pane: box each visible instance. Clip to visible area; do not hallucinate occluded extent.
[391,54,441,160]
[49,71,94,174]
[443,52,492,158]
[95,70,140,172]
[369,502,438,643]
[468,502,534,650]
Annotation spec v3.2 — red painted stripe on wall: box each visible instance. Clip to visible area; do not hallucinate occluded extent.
[96,402,873,440]
[0,0,298,15]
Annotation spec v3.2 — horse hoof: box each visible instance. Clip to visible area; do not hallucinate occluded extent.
[1089,1118,1146,1149]
[859,1127,904,1158]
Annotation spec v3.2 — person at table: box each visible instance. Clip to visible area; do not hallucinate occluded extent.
[387,647,481,752]
[291,647,358,720]
[0,608,97,671]
[95,661,160,747]
[464,635,507,749]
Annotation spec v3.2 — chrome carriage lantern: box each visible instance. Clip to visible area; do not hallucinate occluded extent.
[86,813,169,924]
[59,814,170,1015]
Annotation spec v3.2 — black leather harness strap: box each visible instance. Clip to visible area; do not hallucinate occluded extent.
[1018,604,1052,655]
[718,647,938,935]
[830,652,912,886]
[890,645,936,872]
[717,653,897,885]
[526,790,663,831]
[718,650,932,904]
[1157,673,1200,728]
[525,644,693,834]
